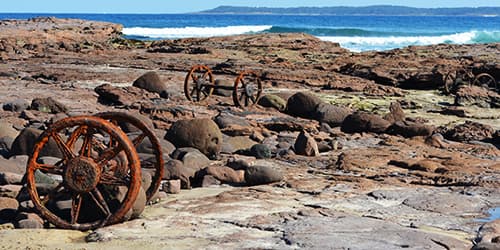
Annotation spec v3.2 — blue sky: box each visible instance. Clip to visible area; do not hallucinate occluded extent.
[1,0,499,13]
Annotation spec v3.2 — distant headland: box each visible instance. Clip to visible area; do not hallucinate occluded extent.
[199,5,500,16]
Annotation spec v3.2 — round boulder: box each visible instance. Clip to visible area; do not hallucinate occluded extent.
[257,94,287,111]
[165,118,222,159]
[245,165,283,186]
[286,92,324,119]
[132,71,167,96]
[341,112,391,134]
[314,103,352,127]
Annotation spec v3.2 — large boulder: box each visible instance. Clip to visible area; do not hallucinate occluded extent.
[165,118,222,159]
[387,121,434,138]
[314,103,352,127]
[245,165,283,186]
[341,112,391,134]
[10,127,63,158]
[286,92,324,119]
[30,97,68,114]
[132,71,167,96]
[258,94,287,111]
[294,131,319,156]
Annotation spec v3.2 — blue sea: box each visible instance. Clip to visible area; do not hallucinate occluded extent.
[0,13,499,52]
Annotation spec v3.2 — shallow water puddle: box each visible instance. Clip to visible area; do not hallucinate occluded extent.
[477,207,500,222]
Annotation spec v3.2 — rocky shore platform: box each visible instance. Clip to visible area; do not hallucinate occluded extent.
[0,17,499,249]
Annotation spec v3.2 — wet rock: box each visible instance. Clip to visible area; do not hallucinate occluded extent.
[443,121,495,142]
[245,165,283,186]
[383,102,405,123]
[163,179,181,194]
[294,131,319,156]
[257,94,287,111]
[314,103,352,127]
[2,99,29,112]
[10,127,63,158]
[132,71,167,96]
[250,144,271,159]
[213,79,233,97]
[341,112,391,134]
[163,159,194,189]
[387,121,434,137]
[30,97,68,114]
[0,197,19,221]
[286,92,323,119]
[165,118,222,159]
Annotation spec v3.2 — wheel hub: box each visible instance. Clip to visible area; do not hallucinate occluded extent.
[64,157,102,193]
[244,82,255,97]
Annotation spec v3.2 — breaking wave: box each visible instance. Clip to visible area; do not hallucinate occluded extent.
[122,25,272,39]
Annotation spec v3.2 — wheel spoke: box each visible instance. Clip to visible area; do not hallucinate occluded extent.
[51,133,75,160]
[100,172,130,186]
[191,73,198,82]
[79,130,93,157]
[132,133,147,147]
[90,188,111,217]
[36,163,64,175]
[250,94,257,104]
[97,145,124,165]
[190,87,197,97]
[244,96,249,106]
[71,194,82,224]
[41,182,64,206]
[196,88,201,102]
[66,125,86,149]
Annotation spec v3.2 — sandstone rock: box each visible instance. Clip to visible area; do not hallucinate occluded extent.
[94,83,135,106]
[245,165,283,186]
[250,144,271,159]
[214,112,253,136]
[213,79,233,97]
[221,135,256,154]
[0,172,23,185]
[132,71,165,93]
[10,127,63,158]
[2,99,30,112]
[383,102,405,123]
[257,94,287,111]
[387,121,434,138]
[443,121,495,142]
[171,147,211,173]
[201,175,221,187]
[314,103,352,127]
[162,179,181,194]
[200,166,244,184]
[341,112,391,134]
[163,159,194,189]
[30,97,68,114]
[0,122,20,142]
[454,85,499,108]
[165,118,222,159]
[0,184,22,198]
[0,156,26,174]
[16,218,44,229]
[294,131,319,156]
[0,197,19,221]
[286,92,324,119]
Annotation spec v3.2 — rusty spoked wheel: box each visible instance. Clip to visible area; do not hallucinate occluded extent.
[94,112,164,203]
[233,70,263,108]
[443,71,457,94]
[184,65,215,102]
[26,116,141,230]
[473,73,497,93]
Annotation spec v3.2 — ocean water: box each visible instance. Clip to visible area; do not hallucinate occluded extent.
[1,13,499,52]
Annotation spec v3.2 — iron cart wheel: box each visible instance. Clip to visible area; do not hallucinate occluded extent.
[94,112,164,203]
[232,70,263,108]
[26,116,141,230]
[184,65,215,102]
[473,73,497,93]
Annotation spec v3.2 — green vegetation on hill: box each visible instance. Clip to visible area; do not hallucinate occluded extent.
[200,5,500,16]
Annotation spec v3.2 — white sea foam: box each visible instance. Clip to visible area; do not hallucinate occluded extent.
[319,31,479,52]
[123,25,273,38]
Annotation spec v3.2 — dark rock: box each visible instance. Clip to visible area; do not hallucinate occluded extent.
[226,159,251,170]
[30,97,68,114]
[314,103,352,127]
[294,131,319,156]
[132,71,167,95]
[10,127,63,158]
[286,92,324,119]
[165,118,222,159]
[250,144,271,159]
[171,147,211,173]
[443,121,495,142]
[163,159,194,189]
[2,99,29,112]
[387,121,434,138]
[245,165,283,186]
[257,94,287,111]
[213,79,233,97]
[341,112,391,134]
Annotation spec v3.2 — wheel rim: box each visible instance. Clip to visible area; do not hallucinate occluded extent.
[233,70,263,108]
[26,116,141,230]
[94,112,164,203]
[184,65,214,102]
[473,73,497,93]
